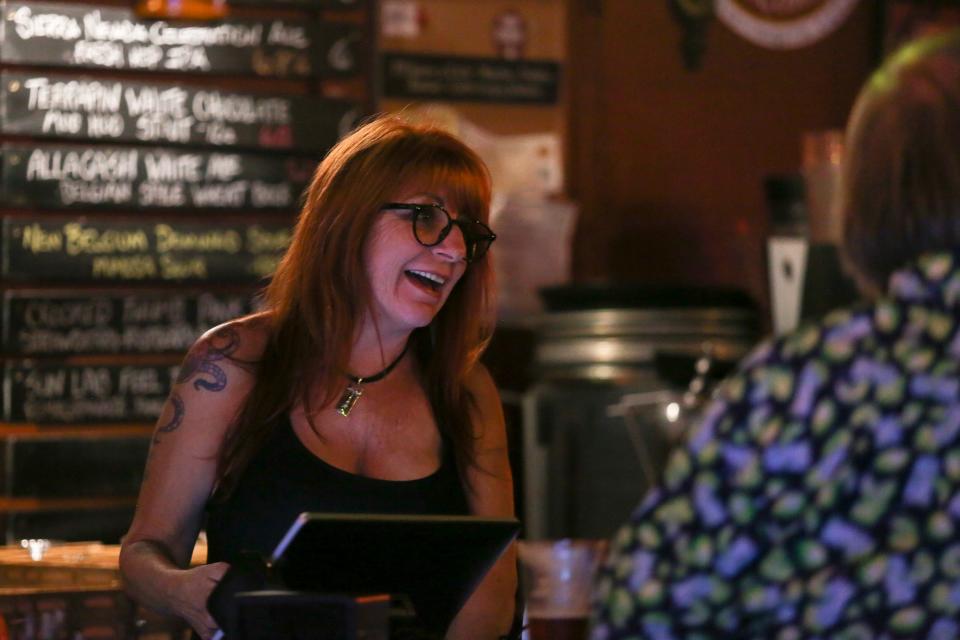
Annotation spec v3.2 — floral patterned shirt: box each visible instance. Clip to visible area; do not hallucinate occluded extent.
[592,252,960,640]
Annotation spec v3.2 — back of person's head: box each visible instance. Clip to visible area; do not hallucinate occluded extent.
[843,29,960,294]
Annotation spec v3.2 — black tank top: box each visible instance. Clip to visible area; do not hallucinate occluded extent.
[205,415,469,564]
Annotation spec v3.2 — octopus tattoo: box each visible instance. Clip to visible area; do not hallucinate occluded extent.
[154,326,241,443]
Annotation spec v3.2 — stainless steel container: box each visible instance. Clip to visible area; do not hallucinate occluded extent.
[523,286,759,539]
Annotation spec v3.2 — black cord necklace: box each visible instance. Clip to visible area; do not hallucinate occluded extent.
[336,341,410,417]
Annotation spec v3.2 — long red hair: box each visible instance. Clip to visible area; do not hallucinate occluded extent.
[215,115,495,497]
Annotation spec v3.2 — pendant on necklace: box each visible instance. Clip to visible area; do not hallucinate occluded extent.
[336,383,363,417]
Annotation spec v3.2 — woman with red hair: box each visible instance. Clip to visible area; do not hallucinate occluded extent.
[119,116,516,639]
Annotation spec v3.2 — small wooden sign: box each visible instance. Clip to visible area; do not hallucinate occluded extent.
[380,52,560,104]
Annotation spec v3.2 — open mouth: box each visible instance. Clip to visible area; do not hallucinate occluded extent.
[406,269,446,292]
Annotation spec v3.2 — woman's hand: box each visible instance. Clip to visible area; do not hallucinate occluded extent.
[174,561,230,640]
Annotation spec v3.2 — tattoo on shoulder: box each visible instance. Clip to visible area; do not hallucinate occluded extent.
[153,325,240,445]
[177,325,240,392]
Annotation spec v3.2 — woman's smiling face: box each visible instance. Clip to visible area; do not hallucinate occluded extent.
[362,187,468,337]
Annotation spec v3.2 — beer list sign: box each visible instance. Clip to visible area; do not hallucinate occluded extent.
[4,361,179,423]
[2,144,315,210]
[1,1,363,78]
[2,291,253,355]
[0,0,375,437]
[2,217,293,282]
[0,72,360,151]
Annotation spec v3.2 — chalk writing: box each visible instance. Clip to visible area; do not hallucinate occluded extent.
[5,362,178,423]
[2,143,313,209]
[2,218,292,282]
[2,290,251,355]
[381,52,560,104]
[2,72,358,151]
[1,2,353,78]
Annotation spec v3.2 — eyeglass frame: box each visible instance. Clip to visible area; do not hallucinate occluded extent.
[380,202,497,263]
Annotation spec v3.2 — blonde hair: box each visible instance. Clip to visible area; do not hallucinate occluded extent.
[842,30,960,292]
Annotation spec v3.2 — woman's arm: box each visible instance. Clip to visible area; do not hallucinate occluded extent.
[120,322,262,639]
[446,364,518,640]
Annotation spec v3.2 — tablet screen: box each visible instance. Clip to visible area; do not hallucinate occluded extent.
[270,512,519,634]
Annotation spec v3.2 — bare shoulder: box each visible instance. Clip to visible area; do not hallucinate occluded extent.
[173,313,269,400]
[152,312,272,449]
[192,311,272,365]
[464,362,505,444]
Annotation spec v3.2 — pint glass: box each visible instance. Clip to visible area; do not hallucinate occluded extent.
[518,539,605,640]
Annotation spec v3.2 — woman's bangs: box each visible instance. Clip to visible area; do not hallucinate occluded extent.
[434,163,491,222]
[396,146,490,223]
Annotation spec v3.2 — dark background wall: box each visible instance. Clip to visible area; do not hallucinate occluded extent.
[565,1,881,315]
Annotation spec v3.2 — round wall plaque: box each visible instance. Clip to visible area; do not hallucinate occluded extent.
[716,0,860,49]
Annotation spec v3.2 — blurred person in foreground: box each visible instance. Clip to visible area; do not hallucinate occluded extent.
[592,30,960,639]
[119,116,516,639]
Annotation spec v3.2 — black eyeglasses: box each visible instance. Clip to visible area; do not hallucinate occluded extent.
[381,202,496,262]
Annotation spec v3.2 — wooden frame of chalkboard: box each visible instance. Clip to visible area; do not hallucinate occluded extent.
[230,0,368,8]
[1,1,366,78]
[0,143,316,210]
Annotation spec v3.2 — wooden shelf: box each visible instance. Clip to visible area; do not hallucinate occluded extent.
[0,424,153,439]
[0,497,137,514]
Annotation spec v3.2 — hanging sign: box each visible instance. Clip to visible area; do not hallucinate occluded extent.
[715,0,859,49]
[381,52,559,104]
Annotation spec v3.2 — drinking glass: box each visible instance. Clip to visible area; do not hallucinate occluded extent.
[518,539,606,640]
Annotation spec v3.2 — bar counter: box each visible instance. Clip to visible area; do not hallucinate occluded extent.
[0,540,206,639]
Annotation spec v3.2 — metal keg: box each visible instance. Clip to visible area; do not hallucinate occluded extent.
[523,286,759,539]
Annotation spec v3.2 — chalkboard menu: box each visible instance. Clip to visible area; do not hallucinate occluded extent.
[1,2,364,78]
[1,72,361,151]
[6,436,149,497]
[1,143,315,210]
[0,0,372,541]
[3,361,177,423]
[2,217,292,282]
[2,290,253,355]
